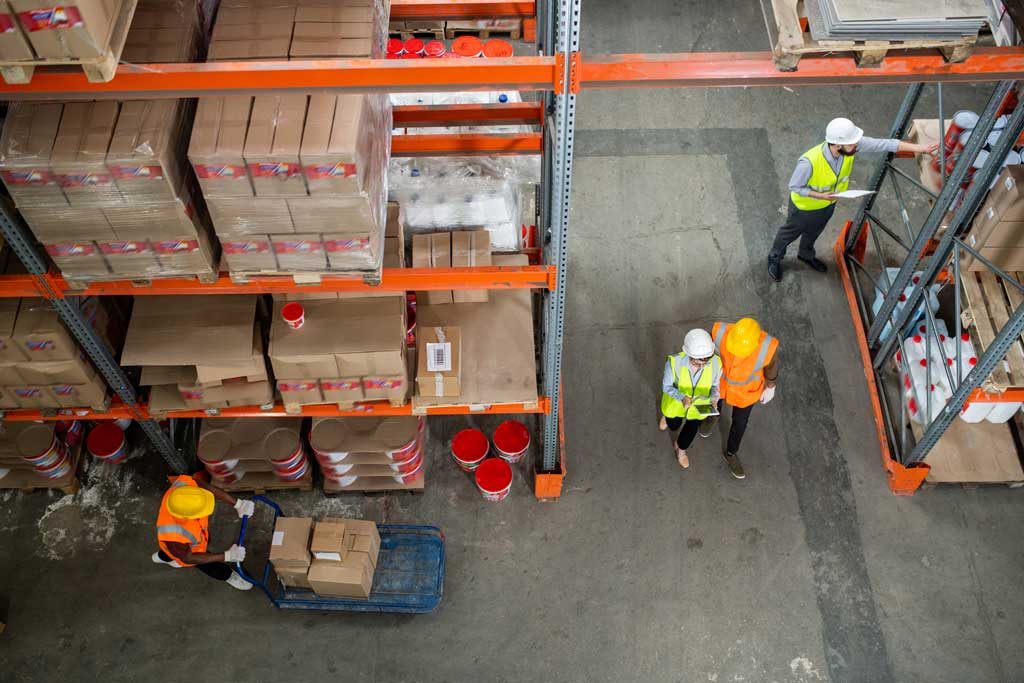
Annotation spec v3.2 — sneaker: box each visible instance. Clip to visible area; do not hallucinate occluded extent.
[698,416,718,438]
[151,552,182,568]
[798,256,828,273]
[226,571,253,591]
[768,258,783,282]
[675,447,689,469]
[659,415,668,431]
[723,451,746,479]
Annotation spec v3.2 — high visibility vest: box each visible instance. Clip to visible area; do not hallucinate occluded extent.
[712,322,779,409]
[790,142,854,211]
[156,475,210,567]
[660,353,721,420]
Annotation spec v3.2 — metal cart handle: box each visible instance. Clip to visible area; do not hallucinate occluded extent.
[233,495,282,602]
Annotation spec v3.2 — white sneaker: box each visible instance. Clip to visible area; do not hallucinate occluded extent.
[226,571,253,591]
[151,552,182,568]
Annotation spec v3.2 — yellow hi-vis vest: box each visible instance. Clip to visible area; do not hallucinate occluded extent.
[790,142,855,211]
[660,353,721,420]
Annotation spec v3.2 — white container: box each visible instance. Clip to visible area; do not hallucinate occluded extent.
[959,400,994,423]
[985,401,1022,424]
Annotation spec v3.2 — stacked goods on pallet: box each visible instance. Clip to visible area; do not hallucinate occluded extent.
[188,0,392,281]
[0,421,80,491]
[412,229,490,304]
[197,417,311,490]
[121,295,274,412]
[964,166,1024,271]
[268,296,408,410]
[121,0,203,63]
[269,515,382,598]
[0,0,130,64]
[0,298,115,410]
[310,415,425,492]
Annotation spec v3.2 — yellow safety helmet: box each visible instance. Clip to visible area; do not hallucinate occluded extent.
[167,485,215,519]
[726,317,762,358]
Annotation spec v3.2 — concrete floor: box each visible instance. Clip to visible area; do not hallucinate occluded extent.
[3,2,1024,681]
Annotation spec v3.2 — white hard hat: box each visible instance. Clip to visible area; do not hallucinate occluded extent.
[683,329,715,360]
[825,117,864,146]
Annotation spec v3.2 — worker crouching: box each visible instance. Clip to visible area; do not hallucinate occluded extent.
[659,329,723,469]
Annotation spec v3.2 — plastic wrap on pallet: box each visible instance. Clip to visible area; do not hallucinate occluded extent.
[122,0,205,63]
[9,0,126,60]
[0,102,68,207]
[50,101,126,208]
[106,98,195,205]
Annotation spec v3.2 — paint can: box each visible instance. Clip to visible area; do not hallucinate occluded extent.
[474,457,512,502]
[452,35,483,57]
[423,39,446,57]
[18,425,63,468]
[451,428,489,471]
[387,37,405,57]
[493,420,530,463]
[87,423,128,464]
[404,37,425,55]
[55,419,83,447]
[35,445,72,479]
[281,302,305,329]
[393,457,424,484]
[265,427,307,482]
[401,52,422,59]
[482,38,513,58]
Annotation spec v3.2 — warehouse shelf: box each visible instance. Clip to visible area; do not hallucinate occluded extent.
[394,132,542,155]
[390,0,534,19]
[393,102,544,127]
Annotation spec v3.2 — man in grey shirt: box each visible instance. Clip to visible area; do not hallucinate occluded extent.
[767,117,937,282]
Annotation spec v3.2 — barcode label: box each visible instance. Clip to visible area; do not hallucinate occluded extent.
[272,531,284,546]
[426,342,451,372]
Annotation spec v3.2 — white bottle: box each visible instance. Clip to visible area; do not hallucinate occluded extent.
[907,384,947,424]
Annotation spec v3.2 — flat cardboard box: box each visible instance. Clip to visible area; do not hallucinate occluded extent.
[300,95,364,197]
[285,196,376,233]
[121,295,258,366]
[21,206,115,242]
[310,520,348,562]
[221,236,277,272]
[98,240,161,277]
[362,375,407,404]
[102,200,201,241]
[198,417,303,462]
[50,101,123,208]
[451,230,491,303]
[383,237,403,269]
[0,362,24,384]
[122,26,198,63]
[12,299,78,361]
[322,470,425,493]
[44,242,110,279]
[335,349,405,377]
[290,37,373,58]
[416,326,460,397]
[10,384,49,408]
[0,300,27,363]
[208,38,291,60]
[49,377,107,408]
[412,233,453,304]
[152,232,218,276]
[208,197,294,236]
[215,6,296,24]
[188,97,255,198]
[0,10,35,60]
[212,21,295,41]
[14,356,95,385]
[293,21,373,40]
[309,415,420,453]
[0,103,67,207]
[11,0,119,59]
[320,378,364,403]
[272,234,328,271]
[269,516,313,570]
[278,379,323,405]
[178,378,273,409]
[0,386,18,408]
[106,99,188,204]
[296,6,374,22]
[323,232,377,271]
[140,365,196,386]
[385,202,403,240]
[244,95,309,198]
[271,352,339,381]
[195,328,267,385]
[307,555,373,599]
[275,567,312,590]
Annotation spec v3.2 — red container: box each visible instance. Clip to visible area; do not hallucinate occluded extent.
[391,451,423,474]
[404,37,424,55]
[423,39,446,57]
[281,302,304,329]
[35,446,72,479]
[401,52,422,59]
[475,457,513,501]
[393,457,424,484]
[452,35,483,57]
[451,428,489,471]
[493,420,530,463]
[482,39,513,58]
[87,423,127,464]
[200,457,239,476]
[933,110,979,172]
[387,37,405,56]
[275,456,309,482]
[55,420,83,447]
[22,433,63,468]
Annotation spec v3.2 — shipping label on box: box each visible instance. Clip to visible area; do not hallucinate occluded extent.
[416,326,461,397]
[320,378,364,403]
[278,379,323,404]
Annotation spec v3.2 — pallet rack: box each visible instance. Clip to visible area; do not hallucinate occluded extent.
[0,0,1021,497]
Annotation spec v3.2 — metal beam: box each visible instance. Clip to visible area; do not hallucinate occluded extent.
[393,132,542,155]
[393,102,544,127]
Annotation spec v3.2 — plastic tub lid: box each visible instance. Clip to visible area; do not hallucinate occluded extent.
[16,424,55,459]
[452,428,489,461]
[263,427,301,461]
[387,37,404,54]
[475,457,513,492]
[404,37,424,53]
[494,420,530,454]
[423,40,446,57]
[197,429,232,462]
[452,35,483,57]
[482,39,513,58]
[401,52,422,59]
[87,423,125,458]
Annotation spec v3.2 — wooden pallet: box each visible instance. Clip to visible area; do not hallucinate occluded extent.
[0,0,139,84]
[0,441,82,495]
[63,269,218,290]
[228,269,381,287]
[959,270,1024,392]
[758,0,977,70]
[445,22,522,41]
[218,470,314,494]
[282,399,406,415]
[0,396,112,416]
[908,416,1024,485]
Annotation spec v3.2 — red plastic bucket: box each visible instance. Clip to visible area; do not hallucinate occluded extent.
[55,420,83,447]
[391,451,423,474]
[35,445,72,479]
[423,39,446,57]
[451,428,489,471]
[493,420,530,463]
[387,37,404,56]
[87,423,127,464]
[401,52,422,59]
[281,302,304,329]
[393,457,424,484]
[474,457,512,501]
[404,37,424,55]
[482,39,513,58]
[275,456,309,482]
[452,35,483,57]
[21,432,63,467]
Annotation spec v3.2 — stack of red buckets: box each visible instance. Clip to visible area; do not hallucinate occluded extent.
[451,420,530,502]
[312,417,426,487]
[386,36,514,59]
[266,428,311,483]
[18,422,76,480]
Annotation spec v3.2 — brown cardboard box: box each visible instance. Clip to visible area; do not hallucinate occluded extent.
[0,362,24,384]
[10,384,49,408]
[0,385,17,408]
[275,567,312,590]
[189,97,255,198]
[416,326,461,397]
[269,516,313,569]
[286,196,376,233]
[152,231,218,275]
[0,103,67,207]
[208,197,294,236]
[0,9,34,60]
[300,95,365,197]
[11,0,119,59]
[362,375,407,404]
[49,376,107,408]
[320,378,364,403]
[106,99,189,204]
[198,417,303,462]
[293,21,373,41]
[335,349,405,377]
[212,20,295,42]
[967,203,1024,250]
[0,299,26,363]
[310,415,423,453]
[49,101,123,207]
[278,379,323,405]
[307,555,373,599]
[102,200,201,241]
[412,233,453,304]
[140,365,196,387]
[290,36,372,58]
[15,356,95,385]
[44,242,110,279]
[385,201,404,241]
[195,328,267,386]
[221,235,277,272]
[986,166,1024,223]
[13,299,77,361]
[323,233,377,271]
[216,6,296,24]
[208,37,291,61]
[122,27,198,62]
[343,519,381,568]
[98,240,160,277]
[272,352,339,381]
[244,95,309,198]
[967,247,1024,272]
[178,378,273,409]
[383,237,402,269]
[272,234,327,271]
[451,230,491,303]
[22,206,115,241]
[296,6,374,22]
[311,520,348,562]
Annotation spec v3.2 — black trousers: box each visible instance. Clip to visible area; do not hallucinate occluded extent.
[665,416,701,450]
[158,549,233,581]
[719,400,754,455]
[769,200,836,262]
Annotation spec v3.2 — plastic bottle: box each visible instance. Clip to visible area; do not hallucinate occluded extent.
[907,384,948,424]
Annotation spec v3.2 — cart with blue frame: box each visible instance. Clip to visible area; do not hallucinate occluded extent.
[234,495,444,613]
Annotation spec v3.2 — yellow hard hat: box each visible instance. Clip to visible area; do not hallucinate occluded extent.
[726,318,762,358]
[167,485,215,519]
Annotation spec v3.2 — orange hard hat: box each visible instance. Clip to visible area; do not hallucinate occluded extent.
[726,318,762,358]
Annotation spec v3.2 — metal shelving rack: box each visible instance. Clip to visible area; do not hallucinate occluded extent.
[837,80,1024,493]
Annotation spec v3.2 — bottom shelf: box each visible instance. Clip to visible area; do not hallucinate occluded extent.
[217,470,314,494]
[912,418,1024,484]
[0,441,82,494]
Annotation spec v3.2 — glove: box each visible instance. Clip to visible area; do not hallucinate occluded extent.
[224,544,246,563]
[760,385,776,404]
[234,498,255,518]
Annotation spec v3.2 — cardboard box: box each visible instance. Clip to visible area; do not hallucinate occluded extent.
[244,95,309,198]
[967,247,1024,272]
[343,519,381,568]
[967,203,1024,251]
[0,386,18,408]
[269,516,313,570]
[323,233,377,271]
[285,196,377,233]
[221,236,277,272]
[188,97,255,198]
[274,567,311,589]
[13,299,77,361]
[15,356,95,385]
[0,362,24,385]
[301,95,365,197]
[451,230,491,303]
[290,37,372,58]
[307,555,373,599]
[0,300,26,362]
[106,99,189,204]
[277,379,323,405]
[178,378,273,409]
[44,242,109,279]
[311,520,347,562]
[140,365,196,387]
[97,240,159,276]
[49,101,123,207]
[198,417,303,461]
[272,234,327,271]
[12,0,119,59]
[335,349,405,377]
[212,20,295,42]
[362,375,407,404]
[412,233,453,304]
[0,103,67,207]
[10,384,49,408]
[385,201,404,241]
[102,200,201,241]
[22,206,115,242]
[320,378,364,403]
[293,21,373,41]
[195,328,267,385]
[416,326,461,397]
[0,10,34,60]
[215,6,296,25]
[272,352,339,381]
[49,376,107,408]
[152,232,218,276]
[986,166,1024,223]
[296,6,374,22]
[122,26,198,63]
[207,197,294,236]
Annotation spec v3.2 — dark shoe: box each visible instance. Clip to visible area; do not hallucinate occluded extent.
[798,256,828,273]
[767,258,782,282]
[698,416,718,438]
[723,451,746,479]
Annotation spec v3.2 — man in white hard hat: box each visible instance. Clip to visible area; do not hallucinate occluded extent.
[767,117,938,282]
[658,328,722,469]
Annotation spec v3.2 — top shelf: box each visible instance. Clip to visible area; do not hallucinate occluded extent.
[390,0,535,19]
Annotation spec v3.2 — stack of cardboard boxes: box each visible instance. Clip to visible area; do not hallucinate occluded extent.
[412,229,491,304]
[0,298,111,410]
[269,515,382,599]
[309,415,425,492]
[196,417,311,490]
[121,295,274,412]
[121,0,203,63]
[0,0,129,62]
[965,166,1024,271]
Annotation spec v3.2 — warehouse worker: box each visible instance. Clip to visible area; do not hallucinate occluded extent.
[768,117,939,282]
[152,474,255,591]
[659,329,723,469]
[705,318,778,480]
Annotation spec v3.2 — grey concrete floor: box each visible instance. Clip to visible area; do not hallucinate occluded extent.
[3,2,1024,681]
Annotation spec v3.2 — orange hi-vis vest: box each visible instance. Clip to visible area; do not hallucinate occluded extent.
[156,475,210,567]
[712,322,779,409]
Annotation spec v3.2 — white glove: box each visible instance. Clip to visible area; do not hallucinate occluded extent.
[224,544,246,563]
[234,498,255,518]
[760,385,776,404]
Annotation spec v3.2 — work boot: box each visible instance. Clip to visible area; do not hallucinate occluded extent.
[698,416,718,438]
[722,451,745,479]
[798,255,828,273]
[767,258,783,282]
[659,415,668,431]
[226,571,253,591]
[675,447,689,469]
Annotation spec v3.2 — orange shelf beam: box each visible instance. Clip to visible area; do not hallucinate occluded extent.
[1,403,139,421]
[393,102,544,127]
[393,132,541,155]
[0,274,48,298]
[391,0,534,19]
[156,398,550,418]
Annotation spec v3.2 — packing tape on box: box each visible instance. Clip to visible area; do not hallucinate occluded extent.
[435,373,443,395]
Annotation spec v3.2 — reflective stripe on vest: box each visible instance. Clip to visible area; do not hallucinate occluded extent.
[156,524,199,546]
[790,143,854,211]
[661,353,720,420]
[722,335,776,386]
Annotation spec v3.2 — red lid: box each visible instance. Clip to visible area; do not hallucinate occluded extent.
[87,423,125,458]
[475,457,513,492]
[387,37,404,55]
[913,335,921,343]
[919,359,927,367]
[401,52,422,59]
[404,37,424,53]
[386,53,400,59]
[493,420,530,454]
[898,293,907,302]
[452,428,488,461]
[423,39,446,57]
[969,357,977,365]
[452,35,483,57]
[281,301,304,323]
[482,39,513,58]
[962,332,970,342]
